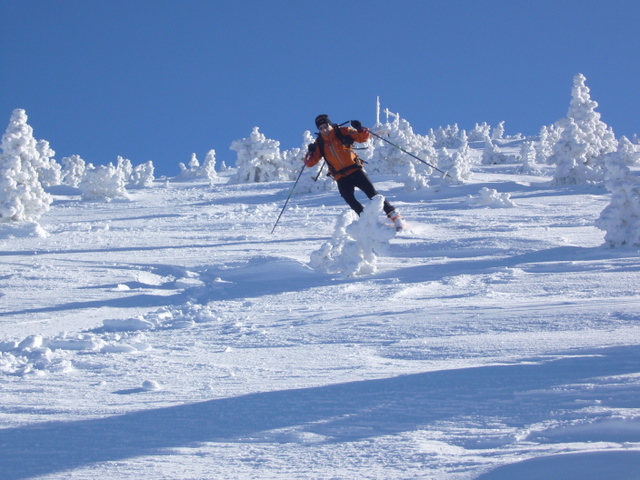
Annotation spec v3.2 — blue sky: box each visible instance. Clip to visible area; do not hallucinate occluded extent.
[2,0,639,177]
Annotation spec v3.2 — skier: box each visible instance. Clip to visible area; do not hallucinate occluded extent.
[305,114,405,230]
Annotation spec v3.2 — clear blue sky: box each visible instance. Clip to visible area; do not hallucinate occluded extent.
[2,0,639,177]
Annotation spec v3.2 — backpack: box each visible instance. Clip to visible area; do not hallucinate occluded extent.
[314,124,363,178]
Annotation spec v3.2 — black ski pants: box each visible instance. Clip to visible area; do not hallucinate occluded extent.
[336,169,395,216]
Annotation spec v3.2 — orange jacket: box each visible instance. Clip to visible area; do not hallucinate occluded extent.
[304,126,370,180]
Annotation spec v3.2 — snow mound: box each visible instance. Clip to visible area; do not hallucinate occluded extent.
[99,303,221,333]
[141,379,161,391]
[0,334,72,376]
[0,304,223,376]
[101,317,159,332]
[467,187,516,208]
[309,196,396,277]
[213,257,317,287]
[0,221,49,239]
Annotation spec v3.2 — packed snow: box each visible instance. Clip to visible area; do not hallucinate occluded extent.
[1,74,640,479]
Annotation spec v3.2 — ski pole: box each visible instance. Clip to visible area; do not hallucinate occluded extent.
[368,129,451,178]
[271,162,306,234]
[313,160,325,181]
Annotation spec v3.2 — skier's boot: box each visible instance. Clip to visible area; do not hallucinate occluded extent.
[388,210,406,232]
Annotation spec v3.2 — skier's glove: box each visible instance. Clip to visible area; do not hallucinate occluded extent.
[307,143,316,154]
[351,120,362,130]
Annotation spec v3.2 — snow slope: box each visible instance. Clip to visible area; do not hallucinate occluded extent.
[1,158,639,479]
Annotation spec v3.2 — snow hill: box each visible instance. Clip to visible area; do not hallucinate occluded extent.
[1,154,640,479]
[1,73,640,479]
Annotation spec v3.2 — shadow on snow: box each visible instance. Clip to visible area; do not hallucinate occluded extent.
[0,346,638,479]
[477,450,640,480]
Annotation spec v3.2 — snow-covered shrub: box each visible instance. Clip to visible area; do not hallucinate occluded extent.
[79,163,129,201]
[535,125,561,164]
[395,160,431,191]
[368,116,435,189]
[468,122,492,142]
[296,164,334,194]
[0,108,52,222]
[218,160,230,172]
[517,141,542,175]
[453,140,474,181]
[176,153,201,180]
[290,131,334,194]
[435,147,451,169]
[549,73,617,184]
[434,133,473,184]
[107,156,154,189]
[596,150,640,247]
[116,156,133,183]
[128,161,155,188]
[175,152,216,182]
[432,124,462,148]
[482,137,508,164]
[61,154,86,187]
[309,196,395,277]
[467,187,516,208]
[230,127,294,183]
[491,121,505,140]
[617,136,640,166]
[550,118,590,182]
[202,149,218,182]
[35,139,62,187]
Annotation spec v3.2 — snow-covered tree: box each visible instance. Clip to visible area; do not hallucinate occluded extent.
[174,151,217,182]
[482,137,506,164]
[35,139,62,187]
[430,141,475,186]
[397,161,431,191]
[79,163,128,201]
[617,136,640,166]
[517,141,542,175]
[468,122,492,142]
[443,133,474,183]
[218,160,230,172]
[128,161,155,188]
[116,156,133,183]
[596,150,640,247]
[549,73,617,184]
[491,121,505,140]
[436,147,452,172]
[368,115,435,189]
[288,131,334,194]
[230,127,293,183]
[187,153,199,171]
[202,149,218,183]
[431,124,464,149]
[0,109,52,222]
[61,154,86,187]
[176,153,203,181]
[535,125,562,164]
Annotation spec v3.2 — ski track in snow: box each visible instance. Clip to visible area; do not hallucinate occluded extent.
[1,162,640,479]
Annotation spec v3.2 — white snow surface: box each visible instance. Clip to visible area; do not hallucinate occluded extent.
[1,159,640,480]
